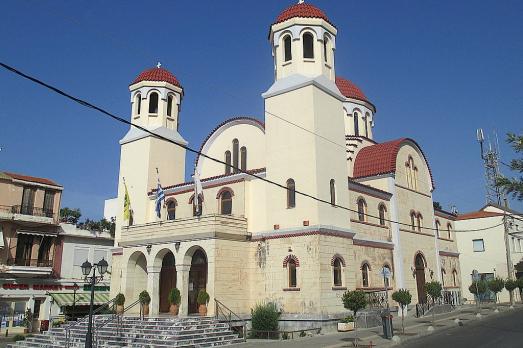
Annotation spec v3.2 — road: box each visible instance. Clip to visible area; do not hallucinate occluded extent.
[401,308,523,348]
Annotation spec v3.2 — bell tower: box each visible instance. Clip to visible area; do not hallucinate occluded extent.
[114,65,187,240]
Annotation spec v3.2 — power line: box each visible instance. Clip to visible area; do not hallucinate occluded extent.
[0,61,508,233]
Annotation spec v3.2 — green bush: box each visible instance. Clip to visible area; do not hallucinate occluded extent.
[139,290,151,305]
[13,334,25,342]
[115,293,125,306]
[168,288,181,305]
[342,290,367,317]
[340,315,354,323]
[392,289,412,334]
[424,281,443,302]
[196,289,210,305]
[488,278,505,294]
[251,302,280,338]
[469,280,488,295]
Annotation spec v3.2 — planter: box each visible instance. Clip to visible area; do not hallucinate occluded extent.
[198,304,207,316]
[142,304,150,316]
[169,304,179,316]
[116,304,124,315]
[337,322,354,332]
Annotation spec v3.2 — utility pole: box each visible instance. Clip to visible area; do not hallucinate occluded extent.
[503,198,515,305]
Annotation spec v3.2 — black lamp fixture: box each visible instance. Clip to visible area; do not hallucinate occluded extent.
[146,244,152,254]
[82,258,109,348]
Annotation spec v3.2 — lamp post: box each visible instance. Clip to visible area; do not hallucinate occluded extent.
[72,283,79,322]
[81,258,109,348]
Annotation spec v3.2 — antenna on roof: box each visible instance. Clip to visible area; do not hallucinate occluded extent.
[476,127,504,205]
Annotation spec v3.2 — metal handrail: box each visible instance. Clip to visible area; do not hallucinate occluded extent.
[214,298,246,341]
[93,299,140,348]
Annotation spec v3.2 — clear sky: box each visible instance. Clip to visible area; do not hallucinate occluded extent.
[1,0,522,220]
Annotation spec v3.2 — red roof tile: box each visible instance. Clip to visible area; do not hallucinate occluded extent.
[456,211,504,221]
[336,77,371,104]
[274,3,333,26]
[3,172,62,187]
[352,138,435,188]
[131,67,182,88]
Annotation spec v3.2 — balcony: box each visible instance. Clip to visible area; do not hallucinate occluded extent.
[0,205,58,225]
[3,258,54,277]
[120,214,249,246]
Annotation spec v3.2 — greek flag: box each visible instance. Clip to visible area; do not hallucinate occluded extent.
[155,179,165,218]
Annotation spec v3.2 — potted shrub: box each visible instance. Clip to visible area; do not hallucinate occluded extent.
[424,281,442,325]
[337,315,355,332]
[392,289,412,334]
[197,289,210,316]
[115,293,125,315]
[22,308,33,333]
[168,288,181,315]
[341,290,367,330]
[139,290,151,316]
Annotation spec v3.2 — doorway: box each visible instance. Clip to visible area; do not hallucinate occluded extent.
[415,253,427,304]
[188,249,207,314]
[159,252,176,313]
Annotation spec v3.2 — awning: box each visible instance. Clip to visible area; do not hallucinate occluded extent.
[17,229,58,237]
[48,292,110,307]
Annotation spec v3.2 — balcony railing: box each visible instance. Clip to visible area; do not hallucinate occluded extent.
[12,205,55,218]
[0,204,58,224]
[6,258,53,267]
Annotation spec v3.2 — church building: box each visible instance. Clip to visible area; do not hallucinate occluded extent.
[109,1,461,329]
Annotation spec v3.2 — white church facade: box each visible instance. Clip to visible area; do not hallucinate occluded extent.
[109,2,461,328]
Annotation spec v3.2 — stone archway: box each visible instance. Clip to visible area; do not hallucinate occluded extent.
[188,249,208,314]
[159,251,177,313]
[414,253,427,304]
[126,251,148,303]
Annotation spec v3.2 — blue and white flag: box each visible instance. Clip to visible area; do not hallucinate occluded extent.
[155,178,165,218]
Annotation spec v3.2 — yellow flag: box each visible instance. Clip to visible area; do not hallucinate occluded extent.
[123,183,131,221]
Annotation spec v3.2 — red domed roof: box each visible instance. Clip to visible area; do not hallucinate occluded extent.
[335,77,370,103]
[274,3,333,26]
[132,67,182,88]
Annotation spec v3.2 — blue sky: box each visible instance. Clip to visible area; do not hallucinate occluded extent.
[1,0,522,220]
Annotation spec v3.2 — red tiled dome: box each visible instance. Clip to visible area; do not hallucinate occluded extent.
[132,67,182,88]
[335,77,370,103]
[274,3,333,26]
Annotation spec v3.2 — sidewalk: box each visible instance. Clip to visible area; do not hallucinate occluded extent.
[236,303,523,348]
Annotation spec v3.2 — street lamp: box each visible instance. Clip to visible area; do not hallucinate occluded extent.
[81,258,109,348]
[72,283,79,322]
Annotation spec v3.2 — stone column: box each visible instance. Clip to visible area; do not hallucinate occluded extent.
[176,264,190,317]
[147,266,161,316]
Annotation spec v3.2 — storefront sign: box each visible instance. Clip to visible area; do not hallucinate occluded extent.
[83,285,110,292]
[1,283,100,291]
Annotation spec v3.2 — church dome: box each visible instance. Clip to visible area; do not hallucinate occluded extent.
[274,2,333,26]
[335,77,371,104]
[132,66,182,88]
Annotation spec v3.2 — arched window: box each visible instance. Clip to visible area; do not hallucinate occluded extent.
[452,269,458,287]
[240,146,247,171]
[383,264,391,288]
[406,157,416,189]
[287,179,296,208]
[364,113,370,138]
[378,204,387,226]
[362,263,370,287]
[135,93,141,115]
[435,220,441,237]
[333,258,342,286]
[357,198,367,222]
[447,223,453,239]
[220,191,233,215]
[288,259,297,288]
[232,139,239,173]
[405,163,411,188]
[167,95,174,117]
[417,213,423,232]
[283,35,292,62]
[410,211,416,231]
[149,92,159,114]
[413,167,419,190]
[303,32,314,59]
[330,179,336,206]
[167,200,176,220]
[323,36,329,62]
[225,151,232,175]
[441,269,446,286]
[353,112,359,136]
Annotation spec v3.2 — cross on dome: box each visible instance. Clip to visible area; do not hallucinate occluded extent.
[156,62,162,69]
[298,0,305,4]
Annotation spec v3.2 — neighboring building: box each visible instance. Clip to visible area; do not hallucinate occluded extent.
[108,2,461,329]
[455,204,523,303]
[0,171,113,332]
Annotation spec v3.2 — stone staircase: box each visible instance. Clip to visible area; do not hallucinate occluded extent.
[9,316,244,348]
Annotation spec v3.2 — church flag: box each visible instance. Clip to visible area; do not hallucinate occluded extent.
[155,176,165,218]
[193,167,203,215]
[123,180,131,221]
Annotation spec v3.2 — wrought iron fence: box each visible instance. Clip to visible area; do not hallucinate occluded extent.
[364,290,388,309]
[7,257,53,267]
[11,205,56,219]
[415,290,462,317]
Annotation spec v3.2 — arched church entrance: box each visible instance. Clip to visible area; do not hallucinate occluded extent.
[415,253,427,304]
[159,251,177,313]
[126,251,148,303]
[188,249,208,314]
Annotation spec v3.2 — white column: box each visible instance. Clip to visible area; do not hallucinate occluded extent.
[176,264,190,316]
[147,266,161,315]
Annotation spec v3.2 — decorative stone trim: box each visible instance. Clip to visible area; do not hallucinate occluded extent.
[283,287,300,292]
[439,250,460,257]
[215,187,235,199]
[283,254,300,268]
[331,254,346,267]
[332,286,347,291]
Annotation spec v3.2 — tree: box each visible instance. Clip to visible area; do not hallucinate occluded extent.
[517,278,523,304]
[392,289,412,334]
[250,302,280,339]
[342,290,367,329]
[496,133,523,201]
[433,202,442,210]
[469,280,488,309]
[60,207,81,224]
[487,277,505,307]
[424,281,442,324]
[505,279,518,306]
